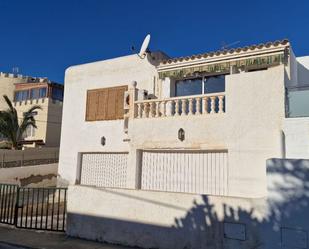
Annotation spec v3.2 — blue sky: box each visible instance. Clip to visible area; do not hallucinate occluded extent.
[0,0,308,83]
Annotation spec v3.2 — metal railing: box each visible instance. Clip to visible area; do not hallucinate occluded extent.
[0,184,67,232]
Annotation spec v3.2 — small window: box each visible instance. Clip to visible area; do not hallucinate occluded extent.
[287,87,309,117]
[85,85,128,121]
[14,90,29,101]
[23,126,36,138]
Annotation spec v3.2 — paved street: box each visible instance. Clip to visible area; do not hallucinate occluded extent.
[0,225,134,249]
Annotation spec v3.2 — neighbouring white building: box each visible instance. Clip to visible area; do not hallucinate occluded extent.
[58,39,309,249]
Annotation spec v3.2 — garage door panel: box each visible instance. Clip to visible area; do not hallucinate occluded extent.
[80,153,128,188]
[141,150,228,196]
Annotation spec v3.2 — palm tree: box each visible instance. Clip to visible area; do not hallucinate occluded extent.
[0,95,41,150]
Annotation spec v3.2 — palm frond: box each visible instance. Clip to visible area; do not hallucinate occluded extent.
[0,95,41,149]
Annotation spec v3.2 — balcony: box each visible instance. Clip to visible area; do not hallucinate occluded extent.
[133,92,225,119]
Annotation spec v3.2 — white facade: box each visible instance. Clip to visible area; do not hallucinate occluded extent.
[58,53,163,185]
[58,40,309,248]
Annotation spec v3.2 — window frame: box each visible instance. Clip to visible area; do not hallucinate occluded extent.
[174,73,227,97]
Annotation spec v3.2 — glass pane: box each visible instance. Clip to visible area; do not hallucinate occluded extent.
[15,91,22,101]
[52,87,63,101]
[287,89,309,117]
[30,89,39,99]
[175,78,202,97]
[21,90,28,100]
[204,75,225,93]
[39,88,47,98]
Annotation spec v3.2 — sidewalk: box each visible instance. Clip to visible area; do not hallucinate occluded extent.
[0,225,135,249]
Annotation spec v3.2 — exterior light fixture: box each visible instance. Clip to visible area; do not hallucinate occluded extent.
[101,136,106,146]
[178,128,185,142]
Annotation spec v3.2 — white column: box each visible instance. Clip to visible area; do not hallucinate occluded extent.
[162,77,172,98]
[161,101,167,117]
[188,98,194,115]
[218,95,224,113]
[210,96,216,114]
[181,99,187,116]
[129,81,137,118]
[175,100,180,116]
[137,103,142,118]
[155,101,160,117]
[196,97,201,115]
[203,97,208,114]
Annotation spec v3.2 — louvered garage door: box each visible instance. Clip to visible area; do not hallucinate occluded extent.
[80,153,128,188]
[141,150,228,196]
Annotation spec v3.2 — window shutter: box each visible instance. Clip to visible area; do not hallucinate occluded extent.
[96,89,108,120]
[115,86,127,119]
[86,86,127,121]
[106,88,117,120]
[86,90,98,121]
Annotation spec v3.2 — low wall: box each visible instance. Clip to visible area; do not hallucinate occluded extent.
[0,163,58,187]
[0,147,59,168]
[67,159,309,249]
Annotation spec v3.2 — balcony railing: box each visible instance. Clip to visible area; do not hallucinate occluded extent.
[134,92,225,119]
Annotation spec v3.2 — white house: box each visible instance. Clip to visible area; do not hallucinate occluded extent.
[58,39,309,249]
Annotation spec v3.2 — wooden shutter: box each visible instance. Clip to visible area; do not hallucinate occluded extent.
[115,86,127,119]
[96,89,108,120]
[105,86,127,120]
[86,86,127,121]
[106,88,117,120]
[86,90,98,121]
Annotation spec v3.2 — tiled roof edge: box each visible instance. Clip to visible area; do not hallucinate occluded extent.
[160,39,289,65]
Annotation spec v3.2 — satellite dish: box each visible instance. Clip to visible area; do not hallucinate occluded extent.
[139,34,151,58]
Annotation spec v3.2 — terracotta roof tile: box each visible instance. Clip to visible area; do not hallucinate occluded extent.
[161,39,289,65]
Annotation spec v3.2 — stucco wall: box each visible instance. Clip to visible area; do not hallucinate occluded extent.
[0,75,29,110]
[58,51,286,197]
[58,53,162,185]
[0,163,58,187]
[14,98,62,147]
[67,158,309,249]
[297,56,309,86]
[128,65,285,197]
[45,99,63,147]
[15,98,49,143]
[283,117,309,159]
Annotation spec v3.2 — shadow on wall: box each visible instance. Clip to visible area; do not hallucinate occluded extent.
[67,159,309,249]
[297,61,309,85]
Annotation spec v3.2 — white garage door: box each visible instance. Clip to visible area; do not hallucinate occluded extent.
[141,150,228,196]
[80,152,128,188]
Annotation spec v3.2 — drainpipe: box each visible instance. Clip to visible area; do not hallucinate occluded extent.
[280,130,286,159]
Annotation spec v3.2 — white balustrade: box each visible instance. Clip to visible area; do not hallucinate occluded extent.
[175,100,180,116]
[134,92,225,119]
[181,99,187,116]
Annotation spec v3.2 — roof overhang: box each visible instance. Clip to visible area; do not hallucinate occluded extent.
[157,40,290,79]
